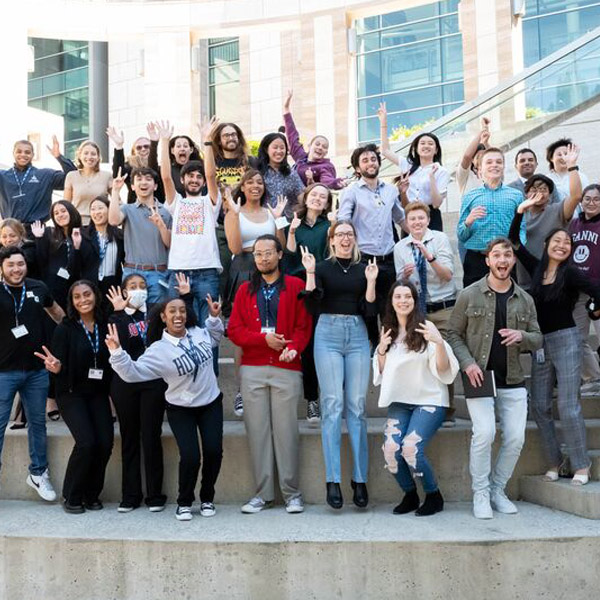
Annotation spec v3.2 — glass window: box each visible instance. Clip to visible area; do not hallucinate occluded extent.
[208,38,241,120]
[357,53,382,97]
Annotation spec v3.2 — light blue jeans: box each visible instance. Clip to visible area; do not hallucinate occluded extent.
[0,369,50,475]
[314,314,370,483]
[383,403,446,494]
[122,267,169,306]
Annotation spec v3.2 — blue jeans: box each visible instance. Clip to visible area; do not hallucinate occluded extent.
[168,268,221,375]
[122,267,169,306]
[314,314,370,483]
[383,402,446,494]
[0,369,50,475]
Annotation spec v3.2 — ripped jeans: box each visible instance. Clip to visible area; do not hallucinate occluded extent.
[382,403,446,494]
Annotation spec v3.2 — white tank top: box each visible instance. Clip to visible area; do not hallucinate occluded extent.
[239,210,277,249]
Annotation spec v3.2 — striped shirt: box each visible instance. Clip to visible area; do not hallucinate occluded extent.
[457,183,526,251]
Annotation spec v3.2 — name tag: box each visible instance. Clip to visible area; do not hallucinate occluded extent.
[57,267,70,280]
[261,327,276,334]
[159,279,169,288]
[12,325,28,338]
[26,291,35,298]
[88,368,104,380]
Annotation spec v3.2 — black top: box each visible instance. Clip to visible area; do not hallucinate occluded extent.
[509,210,600,334]
[108,309,148,361]
[0,278,54,371]
[257,277,282,328]
[51,318,111,395]
[81,225,125,285]
[303,258,376,317]
[486,284,514,388]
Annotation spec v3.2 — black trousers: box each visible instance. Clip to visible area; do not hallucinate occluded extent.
[362,255,396,348]
[112,377,167,507]
[301,321,319,403]
[56,390,114,505]
[166,394,223,506]
[462,249,489,288]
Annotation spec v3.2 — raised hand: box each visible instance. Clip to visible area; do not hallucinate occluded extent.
[415,321,444,345]
[396,172,410,195]
[34,345,61,374]
[519,192,544,214]
[105,323,121,351]
[146,122,159,142]
[268,195,288,219]
[565,143,580,169]
[174,272,191,296]
[377,102,388,126]
[365,257,379,283]
[148,206,165,229]
[106,126,125,149]
[465,205,486,227]
[283,89,293,113]
[327,206,338,223]
[71,228,82,250]
[377,326,393,355]
[47,135,61,158]
[412,239,434,262]
[156,120,174,141]
[107,286,128,312]
[429,164,439,178]
[113,167,128,192]
[31,220,45,239]
[206,293,222,317]
[289,212,301,233]
[300,246,316,273]
[199,115,219,144]
[225,188,241,214]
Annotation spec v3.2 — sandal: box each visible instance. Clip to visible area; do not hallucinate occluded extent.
[543,470,559,482]
[47,410,61,422]
[10,401,27,430]
[571,469,590,486]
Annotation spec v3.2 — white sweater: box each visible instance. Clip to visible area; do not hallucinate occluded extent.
[373,337,459,408]
[109,317,223,408]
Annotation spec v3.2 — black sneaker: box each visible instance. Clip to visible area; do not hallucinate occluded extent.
[118,502,139,513]
[175,505,193,521]
[233,392,244,417]
[306,400,321,423]
[63,500,85,514]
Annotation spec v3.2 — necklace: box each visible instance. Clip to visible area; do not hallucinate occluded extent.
[336,259,351,274]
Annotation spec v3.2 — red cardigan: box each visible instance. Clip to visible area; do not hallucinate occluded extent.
[228,275,313,371]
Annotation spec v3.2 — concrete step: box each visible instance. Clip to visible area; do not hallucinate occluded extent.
[2,499,600,599]
[520,476,600,519]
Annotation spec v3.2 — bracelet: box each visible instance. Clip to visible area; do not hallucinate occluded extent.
[203,141,213,146]
[567,166,579,172]
[376,349,387,356]
[306,271,315,275]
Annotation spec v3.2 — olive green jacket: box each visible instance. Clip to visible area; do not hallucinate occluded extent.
[447,276,543,385]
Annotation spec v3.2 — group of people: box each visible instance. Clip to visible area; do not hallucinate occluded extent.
[0,97,599,522]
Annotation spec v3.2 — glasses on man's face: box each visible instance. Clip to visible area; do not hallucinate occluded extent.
[334,232,355,239]
[222,133,238,140]
[530,185,549,193]
[582,196,600,204]
[135,144,150,151]
[253,251,276,259]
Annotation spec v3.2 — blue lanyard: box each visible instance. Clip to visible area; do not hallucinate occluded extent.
[261,284,277,327]
[12,166,32,197]
[96,231,109,262]
[3,283,26,326]
[178,334,201,382]
[80,320,99,367]
[131,317,147,346]
[411,242,425,267]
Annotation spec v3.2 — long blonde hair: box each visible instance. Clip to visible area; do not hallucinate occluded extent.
[327,220,361,265]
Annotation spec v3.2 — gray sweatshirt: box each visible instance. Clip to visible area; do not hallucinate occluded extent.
[109,316,223,408]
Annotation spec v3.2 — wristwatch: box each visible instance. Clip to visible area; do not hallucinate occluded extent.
[568,166,579,172]
[427,256,437,263]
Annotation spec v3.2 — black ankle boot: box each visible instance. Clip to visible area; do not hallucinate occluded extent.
[393,490,420,514]
[326,482,343,509]
[415,490,444,516]
[351,481,369,508]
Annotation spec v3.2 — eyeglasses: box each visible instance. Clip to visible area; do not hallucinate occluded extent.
[334,232,355,239]
[135,144,150,151]
[582,196,600,204]
[222,133,238,139]
[253,251,277,259]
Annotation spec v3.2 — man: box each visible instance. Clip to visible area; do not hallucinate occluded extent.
[109,167,172,305]
[0,246,65,501]
[447,238,542,519]
[393,201,457,425]
[338,143,405,345]
[0,137,76,227]
[228,235,312,514]
[457,148,526,287]
[507,148,560,204]
[158,120,221,323]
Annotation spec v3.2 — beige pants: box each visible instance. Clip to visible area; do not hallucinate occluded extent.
[240,365,303,502]
[427,306,456,415]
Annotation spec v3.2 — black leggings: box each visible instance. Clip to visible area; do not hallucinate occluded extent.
[166,394,223,506]
[462,249,489,288]
[301,324,319,403]
[56,390,114,505]
[112,377,166,507]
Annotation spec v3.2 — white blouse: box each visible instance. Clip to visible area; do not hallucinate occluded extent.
[373,333,459,408]
[397,157,450,206]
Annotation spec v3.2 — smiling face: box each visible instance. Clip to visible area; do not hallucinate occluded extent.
[406,209,430,238]
[480,151,505,182]
[331,223,356,258]
[547,230,571,263]
[526,180,551,208]
[582,187,600,220]
[416,135,437,160]
[308,136,329,161]
[1,253,27,286]
[357,151,380,179]
[52,203,71,228]
[132,173,158,201]
[551,145,569,172]
[133,137,151,159]
[89,200,108,227]
[486,243,516,281]
[182,170,205,197]
[78,143,100,170]
[305,185,330,214]
[171,137,193,165]
[71,283,96,317]
[13,142,33,169]
[219,126,240,152]
[267,138,287,165]
[515,151,537,178]
[241,173,265,204]
[161,298,187,337]
[391,285,415,319]
[0,225,21,248]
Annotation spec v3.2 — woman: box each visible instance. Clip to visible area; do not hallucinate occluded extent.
[374,281,458,516]
[32,200,92,310]
[107,123,163,204]
[509,201,600,485]
[378,103,449,231]
[546,138,589,201]
[169,134,202,197]
[64,141,112,224]
[82,195,124,303]
[256,132,304,217]
[287,183,334,422]
[0,218,37,277]
[106,289,225,522]
[282,90,348,189]
[301,221,378,509]
[35,280,114,513]
[107,274,167,512]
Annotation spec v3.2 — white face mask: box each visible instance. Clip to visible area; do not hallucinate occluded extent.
[127,288,148,310]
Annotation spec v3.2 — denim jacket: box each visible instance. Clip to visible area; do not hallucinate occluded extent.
[447,276,543,385]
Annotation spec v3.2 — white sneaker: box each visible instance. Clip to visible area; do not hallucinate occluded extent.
[148,504,166,513]
[285,496,305,514]
[175,505,193,521]
[200,502,216,517]
[26,469,57,502]
[490,488,518,514]
[581,379,600,396]
[473,490,493,519]
[233,392,244,417]
[241,496,272,514]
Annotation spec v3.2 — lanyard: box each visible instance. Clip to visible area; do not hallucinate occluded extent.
[3,283,26,326]
[131,316,147,346]
[96,231,109,262]
[80,320,99,368]
[178,334,201,382]
[261,284,277,327]
[12,166,32,198]
[411,242,425,267]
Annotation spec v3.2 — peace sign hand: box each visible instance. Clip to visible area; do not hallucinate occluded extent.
[225,188,241,215]
[34,346,62,374]
[365,257,379,283]
[377,326,393,355]
[113,167,128,191]
[174,272,191,296]
[105,323,121,351]
[396,172,410,194]
[300,246,316,273]
[206,293,222,317]
[148,206,165,229]
[107,286,128,312]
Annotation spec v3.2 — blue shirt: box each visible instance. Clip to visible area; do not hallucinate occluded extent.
[457,183,526,251]
[338,179,404,256]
